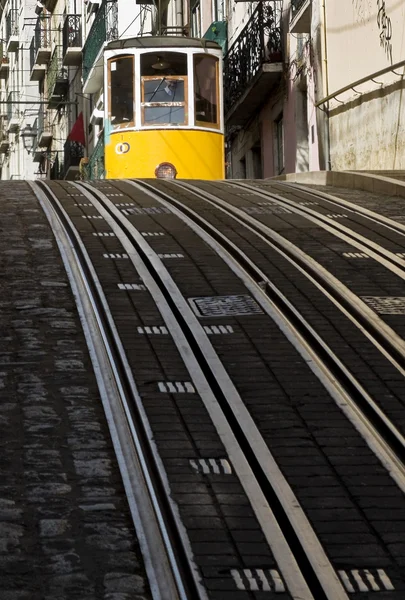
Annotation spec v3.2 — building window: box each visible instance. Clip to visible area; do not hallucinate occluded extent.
[275,114,284,174]
[191,0,201,37]
[212,0,224,22]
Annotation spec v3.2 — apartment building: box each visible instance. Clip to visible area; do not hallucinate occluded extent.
[278,0,405,176]
[225,0,405,177]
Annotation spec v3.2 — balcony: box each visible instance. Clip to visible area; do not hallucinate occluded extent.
[34,15,51,64]
[82,0,118,92]
[82,134,104,179]
[290,0,311,33]
[0,132,9,153]
[6,9,18,52]
[224,1,283,126]
[30,38,46,81]
[47,47,69,108]
[31,118,42,162]
[50,153,64,179]
[7,91,19,132]
[63,15,82,66]
[0,45,9,79]
[37,110,53,146]
[63,139,84,179]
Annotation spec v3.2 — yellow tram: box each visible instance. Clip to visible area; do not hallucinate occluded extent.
[102,36,225,180]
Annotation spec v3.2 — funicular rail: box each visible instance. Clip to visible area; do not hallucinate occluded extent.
[31,179,202,600]
[137,178,405,471]
[29,177,405,599]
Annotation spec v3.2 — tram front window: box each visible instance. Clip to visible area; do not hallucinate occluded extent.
[109,56,134,128]
[141,53,187,126]
[194,54,219,129]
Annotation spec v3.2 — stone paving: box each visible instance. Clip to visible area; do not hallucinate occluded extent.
[3,176,405,600]
[0,182,151,600]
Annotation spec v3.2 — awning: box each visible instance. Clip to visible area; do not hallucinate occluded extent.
[68,111,85,145]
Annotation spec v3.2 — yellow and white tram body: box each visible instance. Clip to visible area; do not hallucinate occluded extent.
[103,36,225,180]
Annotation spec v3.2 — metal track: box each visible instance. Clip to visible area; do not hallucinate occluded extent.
[32,176,405,598]
[69,178,354,600]
[133,178,405,483]
[30,180,206,600]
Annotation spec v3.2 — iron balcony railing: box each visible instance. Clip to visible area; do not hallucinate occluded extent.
[63,14,82,55]
[31,117,39,153]
[224,1,282,115]
[35,15,51,50]
[7,90,19,122]
[37,109,52,140]
[6,9,18,39]
[83,135,104,179]
[50,153,64,180]
[30,38,35,71]
[0,43,8,62]
[291,0,307,15]
[0,43,9,68]
[47,47,68,99]
[64,139,85,175]
[82,0,118,83]
[0,131,9,147]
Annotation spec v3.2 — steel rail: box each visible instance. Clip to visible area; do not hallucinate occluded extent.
[231,180,405,277]
[224,180,405,364]
[273,180,405,239]
[143,178,405,485]
[72,178,350,600]
[31,180,196,600]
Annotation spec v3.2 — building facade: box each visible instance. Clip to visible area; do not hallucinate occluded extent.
[323,0,405,171]
[225,0,405,177]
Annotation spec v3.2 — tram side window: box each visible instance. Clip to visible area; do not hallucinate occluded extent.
[194,55,219,129]
[140,52,188,126]
[109,56,134,128]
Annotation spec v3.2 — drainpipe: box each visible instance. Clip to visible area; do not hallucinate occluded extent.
[319,0,331,170]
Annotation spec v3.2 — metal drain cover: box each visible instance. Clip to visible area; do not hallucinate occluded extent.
[189,295,263,317]
[361,296,405,314]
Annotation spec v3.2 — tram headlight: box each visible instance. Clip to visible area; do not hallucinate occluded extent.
[155,162,177,179]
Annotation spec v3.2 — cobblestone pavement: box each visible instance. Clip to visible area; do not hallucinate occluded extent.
[0,182,152,599]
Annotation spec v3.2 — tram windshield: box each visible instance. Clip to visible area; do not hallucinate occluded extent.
[194,54,219,129]
[109,56,135,128]
[141,52,187,126]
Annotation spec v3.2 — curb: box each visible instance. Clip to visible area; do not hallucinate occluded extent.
[269,170,405,198]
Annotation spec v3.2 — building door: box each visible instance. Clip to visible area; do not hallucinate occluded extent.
[275,114,284,175]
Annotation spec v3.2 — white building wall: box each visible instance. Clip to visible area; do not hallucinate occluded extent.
[227,0,254,51]
[325,0,405,170]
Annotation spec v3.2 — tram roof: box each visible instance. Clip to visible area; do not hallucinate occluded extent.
[105,36,221,52]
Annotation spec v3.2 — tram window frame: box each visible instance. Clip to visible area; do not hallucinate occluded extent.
[141,76,188,127]
[193,54,220,130]
[108,55,135,130]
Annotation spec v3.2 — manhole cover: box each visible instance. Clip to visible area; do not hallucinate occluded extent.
[189,295,263,317]
[361,296,405,315]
